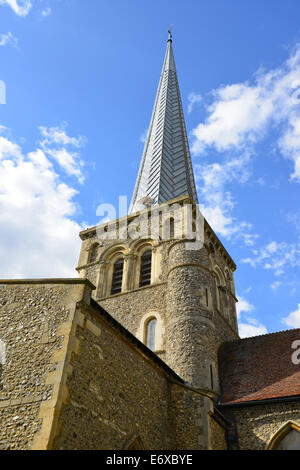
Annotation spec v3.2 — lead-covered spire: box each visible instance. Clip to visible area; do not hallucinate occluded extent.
[129,32,198,214]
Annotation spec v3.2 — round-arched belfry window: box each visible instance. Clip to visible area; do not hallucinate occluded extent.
[110,258,124,295]
[139,250,152,287]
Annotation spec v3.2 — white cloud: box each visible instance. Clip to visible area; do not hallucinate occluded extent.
[192,84,271,153]
[39,125,85,148]
[0,32,18,48]
[242,240,300,275]
[270,281,282,291]
[0,129,85,279]
[42,6,51,16]
[191,44,300,183]
[236,294,268,338]
[238,322,268,338]
[187,92,202,114]
[282,303,300,328]
[140,128,148,144]
[287,210,300,231]
[39,125,85,183]
[195,155,258,244]
[0,0,32,16]
[236,295,254,319]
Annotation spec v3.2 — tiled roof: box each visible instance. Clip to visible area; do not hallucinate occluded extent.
[218,328,300,405]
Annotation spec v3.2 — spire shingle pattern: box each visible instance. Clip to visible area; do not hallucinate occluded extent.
[129,37,198,214]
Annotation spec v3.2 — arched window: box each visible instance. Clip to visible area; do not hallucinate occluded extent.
[137,312,163,353]
[126,436,145,450]
[111,258,124,295]
[277,429,300,450]
[146,318,157,351]
[170,218,175,239]
[89,243,99,263]
[139,250,152,287]
[214,266,225,311]
[225,267,234,293]
[268,421,300,450]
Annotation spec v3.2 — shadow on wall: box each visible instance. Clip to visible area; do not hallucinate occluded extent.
[0,363,10,450]
[0,339,4,391]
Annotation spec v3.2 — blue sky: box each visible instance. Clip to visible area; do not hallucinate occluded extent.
[0,0,300,337]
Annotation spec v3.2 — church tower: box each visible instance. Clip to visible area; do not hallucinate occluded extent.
[77,33,239,395]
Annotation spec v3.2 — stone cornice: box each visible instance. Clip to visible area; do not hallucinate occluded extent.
[0,278,96,290]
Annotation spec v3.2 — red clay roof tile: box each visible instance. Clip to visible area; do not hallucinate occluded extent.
[218,328,300,405]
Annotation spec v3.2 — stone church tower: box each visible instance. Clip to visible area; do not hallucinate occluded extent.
[77,32,239,395]
[1,32,299,451]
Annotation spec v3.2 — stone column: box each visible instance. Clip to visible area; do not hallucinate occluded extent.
[96,261,107,298]
[123,254,136,292]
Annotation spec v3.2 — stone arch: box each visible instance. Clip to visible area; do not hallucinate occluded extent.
[124,434,145,450]
[137,311,165,352]
[214,265,225,285]
[100,243,128,264]
[128,238,156,254]
[129,240,156,289]
[97,244,127,298]
[267,421,300,450]
[205,242,214,270]
[213,265,226,312]
[224,266,234,293]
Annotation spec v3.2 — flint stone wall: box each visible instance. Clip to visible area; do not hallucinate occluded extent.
[0,280,90,450]
[222,401,300,450]
[53,301,210,450]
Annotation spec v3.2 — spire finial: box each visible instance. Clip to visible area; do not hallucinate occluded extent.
[168,26,173,42]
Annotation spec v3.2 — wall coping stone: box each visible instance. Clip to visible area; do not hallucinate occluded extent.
[0,278,96,289]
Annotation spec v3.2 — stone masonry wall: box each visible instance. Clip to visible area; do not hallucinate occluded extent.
[223,401,300,449]
[52,300,214,450]
[78,212,239,375]
[0,280,93,450]
[100,283,167,339]
[209,416,227,450]
[168,384,212,450]
[0,278,215,450]
[53,304,171,450]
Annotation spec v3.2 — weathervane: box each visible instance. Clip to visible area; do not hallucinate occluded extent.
[168,26,173,42]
